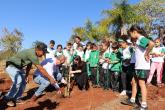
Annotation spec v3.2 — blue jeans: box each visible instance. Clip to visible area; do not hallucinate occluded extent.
[33,71,62,96]
[5,65,26,100]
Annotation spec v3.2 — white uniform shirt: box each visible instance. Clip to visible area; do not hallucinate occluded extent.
[135,36,150,70]
[63,49,72,64]
[46,48,55,59]
[84,49,91,62]
[151,47,164,63]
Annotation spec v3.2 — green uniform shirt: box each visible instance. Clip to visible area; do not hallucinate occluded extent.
[88,50,99,67]
[8,49,39,68]
[109,51,122,72]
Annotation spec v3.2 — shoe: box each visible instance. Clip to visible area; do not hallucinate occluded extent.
[121,99,136,107]
[61,78,67,84]
[7,100,15,107]
[120,90,127,96]
[132,106,148,110]
[15,99,25,105]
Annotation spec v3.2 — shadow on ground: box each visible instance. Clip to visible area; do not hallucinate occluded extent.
[24,99,59,110]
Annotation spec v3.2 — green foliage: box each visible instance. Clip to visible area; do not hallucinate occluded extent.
[70,0,165,41]
[135,0,165,33]
[100,0,147,35]
[0,28,23,60]
[72,19,110,42]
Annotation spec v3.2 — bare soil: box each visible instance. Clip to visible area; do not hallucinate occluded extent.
[0,63,165,110]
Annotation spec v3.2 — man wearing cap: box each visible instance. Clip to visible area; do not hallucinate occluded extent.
[3,41,56,107]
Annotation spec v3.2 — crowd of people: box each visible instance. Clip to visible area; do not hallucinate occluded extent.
[1,25,165,110]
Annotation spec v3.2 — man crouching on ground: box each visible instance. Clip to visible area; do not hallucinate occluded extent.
[3,41,56,107]
[32,55,66,101]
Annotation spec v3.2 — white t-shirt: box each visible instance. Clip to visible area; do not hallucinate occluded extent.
[75,50,84,61]
[102,49,111,69]
[84,49,91,62]
[135,36,150,70]
[73,42,84,50]
[40,58,57,79]
[151,47,164,63]
[46,48,55,59]
[73,43,78,50]
[63,49,72,64]
[55,50,63,57]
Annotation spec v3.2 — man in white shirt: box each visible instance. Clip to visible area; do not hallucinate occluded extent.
[32,55,66,101]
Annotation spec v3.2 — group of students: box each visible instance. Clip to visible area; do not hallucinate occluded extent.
[45,25,165,110]
[1,25,165,110]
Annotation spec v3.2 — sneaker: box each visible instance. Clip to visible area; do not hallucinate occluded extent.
[61,78,67,84]
[132,106,148,110]
[15,99,25,105]
[121,99,136,107]
[7,100,15,107]
[120,90,127,96]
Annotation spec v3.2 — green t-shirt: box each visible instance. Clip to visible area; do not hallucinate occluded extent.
[88,50,99,67]
[8,49,39,68]
[109,51,122,72]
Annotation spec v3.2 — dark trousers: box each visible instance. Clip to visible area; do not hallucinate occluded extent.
[90,67,99,86]
[102,69,110,89]
[110,71,120,91]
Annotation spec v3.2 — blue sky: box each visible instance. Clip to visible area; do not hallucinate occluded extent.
[0,0,139,49]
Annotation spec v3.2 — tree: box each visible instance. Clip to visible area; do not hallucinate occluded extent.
[135,0,165,34]
[72,19,110,42]
[100,0,148,37]
[0,28,23,54]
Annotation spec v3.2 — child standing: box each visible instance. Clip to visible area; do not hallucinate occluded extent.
[87,43,100,87]
[63,43,73,65]
[119,37,134,95]
[147,38,165,87]
[84,42,92,76]
[100,40,111,90]
[121,25,154,110]
[109,42,122,92]
[46,40,56,58]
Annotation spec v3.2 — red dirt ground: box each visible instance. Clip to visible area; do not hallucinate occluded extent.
[0,71,165,110]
